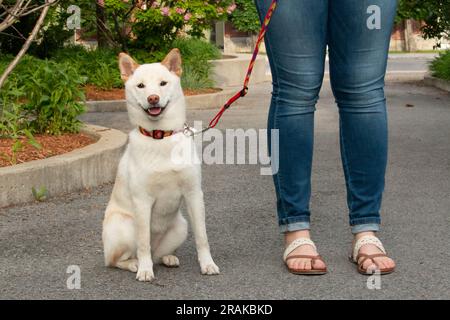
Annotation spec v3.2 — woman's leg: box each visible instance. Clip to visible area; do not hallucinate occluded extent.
[328,0,397,271]
[255,0,328,271]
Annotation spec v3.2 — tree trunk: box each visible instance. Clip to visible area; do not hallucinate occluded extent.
[96,1,108,48]
[404,19,417,52]
[0,2,50,89]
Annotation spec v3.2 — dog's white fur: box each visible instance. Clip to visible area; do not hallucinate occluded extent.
[102,49,219,282]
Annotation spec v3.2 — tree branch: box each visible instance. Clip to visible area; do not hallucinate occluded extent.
[0,1,51,89]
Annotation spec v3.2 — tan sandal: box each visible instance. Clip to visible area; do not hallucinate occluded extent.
[350,235,395,275]
[283,238,327,275]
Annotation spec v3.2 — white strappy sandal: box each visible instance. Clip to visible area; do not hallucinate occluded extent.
[283,238,327,275]
[350,235,395,275]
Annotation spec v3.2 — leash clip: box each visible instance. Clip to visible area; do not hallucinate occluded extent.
[183,124,195,137]
[184,123,211,137]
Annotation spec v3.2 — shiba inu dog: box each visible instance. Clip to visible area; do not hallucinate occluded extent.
[102,49,219,282]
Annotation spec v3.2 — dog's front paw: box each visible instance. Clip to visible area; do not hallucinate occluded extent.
[136,267,155,282]
[162,255,180,268]
[200,262,220,275]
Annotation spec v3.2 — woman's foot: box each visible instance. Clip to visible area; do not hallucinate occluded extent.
[353,231,396,274]
[284,230,327,272]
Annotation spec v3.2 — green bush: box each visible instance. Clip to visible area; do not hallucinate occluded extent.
[230,0,261,33]
[53,46,122,90]
[172,38,221,89]
[430,50,450,81]
[103,0,233,52]
[0,55,86,136]
[51,38,221,90]
[22,59,87,135]
[1,37,220,142]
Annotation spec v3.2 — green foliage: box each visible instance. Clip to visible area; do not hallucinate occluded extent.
[0,70,42,164]
[53,46,122,89]
[430,50,450,81]
[22,58,86,135]
[103,0,234,52]
[230,0,260,33]
[0,1,74,58]
[172,37,221,89]
[32,186,49,202]
[0,56,86,137]
[172,37,222,61]
[397,0,450,45]
[51,38,221,91]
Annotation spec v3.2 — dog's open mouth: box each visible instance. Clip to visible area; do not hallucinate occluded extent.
[146,106,163,117]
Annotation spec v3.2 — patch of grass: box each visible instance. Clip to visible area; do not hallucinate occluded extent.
[430,50,450,81]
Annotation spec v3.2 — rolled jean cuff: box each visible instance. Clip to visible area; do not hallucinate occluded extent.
[279,221,310,233]
[351,223,380,234]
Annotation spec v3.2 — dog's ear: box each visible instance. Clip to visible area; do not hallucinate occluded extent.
[161,48,182,77]
[119,53,139,82]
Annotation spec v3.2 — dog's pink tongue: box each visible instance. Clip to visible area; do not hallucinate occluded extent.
[148,107,162,116]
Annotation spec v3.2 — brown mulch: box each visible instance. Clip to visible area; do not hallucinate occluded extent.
[0,133,95,167]
[84,85,221,101]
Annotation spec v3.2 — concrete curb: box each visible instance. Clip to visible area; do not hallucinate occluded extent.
[0,125,127,208]
[85,88,237,112]
[210,54,267,87]
[424,74,450,92]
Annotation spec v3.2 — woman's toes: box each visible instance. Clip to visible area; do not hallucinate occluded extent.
[287,260,296,270]
[299,259,307,270]
[288,259,300,270]
[386,258,396,269]
[375,259,387,270]
[362,259,376,272]
[366,262,378,274]
[390,260,396,268]
[304,260,312,271]
[313,259,326,270]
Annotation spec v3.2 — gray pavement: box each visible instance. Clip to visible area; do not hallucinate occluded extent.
[1,80,450,299]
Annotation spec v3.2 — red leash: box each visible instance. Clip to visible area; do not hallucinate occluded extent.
[195,0,279,134]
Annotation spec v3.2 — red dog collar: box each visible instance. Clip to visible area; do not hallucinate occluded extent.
[139,127,182,139]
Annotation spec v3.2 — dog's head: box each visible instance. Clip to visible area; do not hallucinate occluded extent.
[119,49,185,130]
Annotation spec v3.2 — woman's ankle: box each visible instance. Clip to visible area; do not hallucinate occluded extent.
[354,230,376,240]
[284,229,311,245]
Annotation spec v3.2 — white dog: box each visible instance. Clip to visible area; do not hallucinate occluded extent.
[102,49,219,282]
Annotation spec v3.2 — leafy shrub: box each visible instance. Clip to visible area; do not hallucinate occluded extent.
[22,59,87,135]
[103,0,235,52]
[0,55,86,136]
[53,46,122,90]
[171,38,221,89]
[51,38,221,91]
[1,37,220,142]
[230,0,260,33]
[430,50,450,81]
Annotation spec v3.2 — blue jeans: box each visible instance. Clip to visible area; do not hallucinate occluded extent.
[255,0,398,234]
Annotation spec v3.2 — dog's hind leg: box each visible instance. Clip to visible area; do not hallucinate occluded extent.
[115,258,138,272]
[103,212,138,273]
[153,213,188,267]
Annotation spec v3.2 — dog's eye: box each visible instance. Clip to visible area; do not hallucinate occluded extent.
[160,81,168,86]
[137,83,145,88]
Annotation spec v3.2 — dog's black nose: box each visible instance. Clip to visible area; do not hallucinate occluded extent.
[147,95,160,105]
